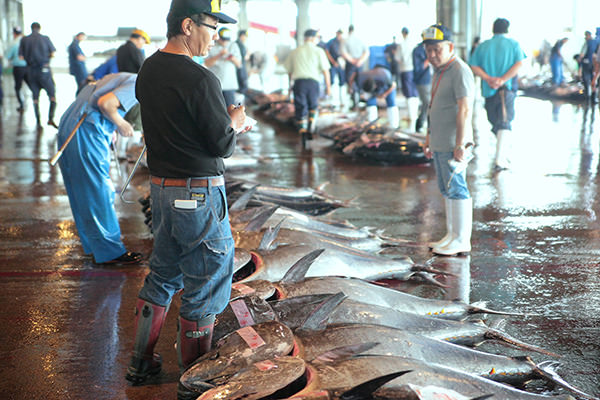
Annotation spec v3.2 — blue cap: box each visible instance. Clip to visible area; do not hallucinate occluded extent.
[422,24,452,44]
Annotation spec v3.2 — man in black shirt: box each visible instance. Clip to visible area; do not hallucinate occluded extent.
[116,29,149,73]
[125,1,247,398]
[19,22,58,128]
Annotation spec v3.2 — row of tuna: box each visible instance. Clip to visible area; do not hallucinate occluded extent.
[147,179,596,400]
[246,89,430,166]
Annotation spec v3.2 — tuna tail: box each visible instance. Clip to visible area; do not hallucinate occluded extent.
[469,301,541,318]
[535,360,600,400]
[297,292,347,332]
[485,328,561,357]
[280,249,326,283]
[338,370,412,400]
[245,205,280,232]
[258,217,285,250]
[229,184,260,211]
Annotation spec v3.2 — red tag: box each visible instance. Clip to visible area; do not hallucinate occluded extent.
[254,360,276,371]
[237,326,265,349]
[232,283,256,295]
[230,299,255,327]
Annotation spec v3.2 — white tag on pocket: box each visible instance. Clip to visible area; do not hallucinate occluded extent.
[174,199,197,209]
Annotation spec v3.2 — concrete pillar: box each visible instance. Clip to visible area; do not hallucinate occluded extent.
[295,0,310,46]
[238,0,249,31]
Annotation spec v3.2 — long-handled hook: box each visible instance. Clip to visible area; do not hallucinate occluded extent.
[119,144,146,204]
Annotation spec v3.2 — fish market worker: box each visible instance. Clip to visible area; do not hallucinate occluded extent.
[284,28,331,148]
[422,24,475,257]
[125,1,247,399]
[348,65,399,129]
[56,72,142,265]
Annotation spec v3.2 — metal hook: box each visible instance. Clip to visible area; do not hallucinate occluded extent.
[119,144,146,204]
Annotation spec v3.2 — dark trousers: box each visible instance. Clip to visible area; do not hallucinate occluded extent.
[13,66,28,108]
[26,66,56,100]
[293,79,320,121]
[484,88,516,134]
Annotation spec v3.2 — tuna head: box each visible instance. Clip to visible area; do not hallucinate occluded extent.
[180,321,295,393]
[212,295,279,346]
[196,356,306,400]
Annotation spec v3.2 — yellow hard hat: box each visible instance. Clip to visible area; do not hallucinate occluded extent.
[132,29,150,44]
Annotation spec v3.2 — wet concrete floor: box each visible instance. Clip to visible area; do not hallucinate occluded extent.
[1,72,599,399]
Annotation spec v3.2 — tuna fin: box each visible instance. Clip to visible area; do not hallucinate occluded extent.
[257,216,284,250]
[232,205,272,223]
[313,342,379,363]
[297,292,347,332]
[229,184,260,211]
[469,396,495,400]
[485,328,561,357]
[410,263,457,276]
[245,205,280,232]
[280,249,326,283]
[535,360,600,400]
[338,370,412,400]
[412,271,450,288]
[468,301,540,318]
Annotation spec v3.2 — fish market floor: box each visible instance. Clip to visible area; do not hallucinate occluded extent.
[0,73,598,399]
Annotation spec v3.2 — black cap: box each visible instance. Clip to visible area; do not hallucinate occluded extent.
[304,29,318,38]
[168,0,236,24]
[13,26,22,34]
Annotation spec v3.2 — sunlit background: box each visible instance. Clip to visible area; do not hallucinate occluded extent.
[17,0,600,76]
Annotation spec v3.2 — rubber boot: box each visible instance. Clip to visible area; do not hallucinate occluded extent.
[177,314,215,400]
[330,83,341,108]
[433,198,472,256]
[403,97,419,133]
[428,198,453,249]
[33,101,41,127]
[48,100,58,128]
[386,106,400,130]
[297,118,309,149]
[366,105,378,123]
[125,299,169,385]
[308,109,319,137]
[494,129,511,170]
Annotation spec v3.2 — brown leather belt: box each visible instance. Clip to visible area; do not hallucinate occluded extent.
[151,176,224,187]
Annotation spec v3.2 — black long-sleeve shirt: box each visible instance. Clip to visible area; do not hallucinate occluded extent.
[136,51,236,178]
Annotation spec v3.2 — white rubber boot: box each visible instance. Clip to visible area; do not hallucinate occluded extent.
[386,106,400,129]
[403,97,419,133]
[366,105,379,122]
[433,198,472,256]
[495,129,511,170]
[331,83,341,108]
[428,198,453,249]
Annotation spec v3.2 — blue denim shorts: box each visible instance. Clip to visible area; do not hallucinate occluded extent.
[139,177,235,321]
[433,151,471,200]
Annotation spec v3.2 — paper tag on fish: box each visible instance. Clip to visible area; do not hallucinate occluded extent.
[237,326,265,349]
[230,299,255,327]
[254,360,276,371]
[231,283,255,295]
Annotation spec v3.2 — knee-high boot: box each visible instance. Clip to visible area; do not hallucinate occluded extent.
[48,101,58,128]
[177,314,215,400]
[495,129,511,170]
[125,299,169,384]
[308,109,319,136]
[33,101,41,126]
[433,198,472,256]
[366,105,378,123]
[428,198,453,249]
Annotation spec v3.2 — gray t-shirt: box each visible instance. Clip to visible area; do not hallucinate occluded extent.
[429,56,474,152]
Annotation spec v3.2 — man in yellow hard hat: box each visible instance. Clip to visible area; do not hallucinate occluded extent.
[116,28,150,73]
